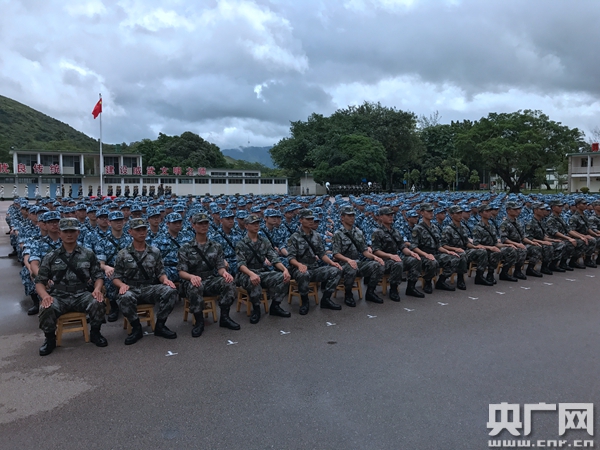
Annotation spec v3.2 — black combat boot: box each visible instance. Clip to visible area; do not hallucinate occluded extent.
[124,319,143,345]
[405,280,425,298]
[365,287,383,304]
[388,283,400,302]
[513,265,527,280]
[219,307,240,330]
[423,279,433,294]
[549,261,565,273]
[540,262,553,275]
[344,288,356,307]
[27,293,40,315]
[155,319,177,339]
[299,295,310,315]
[456,273,467,290]
[584,257,597,268]
[526,264,543,277]
[320,291,342,310]
[270,301,291,317]
[435,275,455,291]
[486,270,497,284]
[560,259,574,271]
[39,332,56,356]
[192,313,204,337]
[90,326,108,347]
[107,300,119,322]
[569,258,586,269]
[475,270,493,286]
[250,303,261,324]
[499,266,518,282]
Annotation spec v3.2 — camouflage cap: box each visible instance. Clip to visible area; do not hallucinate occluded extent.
[339,205,356,215]
[548,199,565,207]
[219,209,235,219]
[477,204,492,213]
[108,211,124,221]
[59,218,80,231]
[165,212,183,223]
[298,208,315,219]
[574,197,587,206]
[419,202,434,212]
[245,213,261,224]
[406,210,419,218]
[129,218,148,229]
[41,211,61,222]
[378,206,394,215]
[448,205,463,214]
[146,207,161,218]
[505,201,523,210]
[191,212,210,223]
[531,202,545,210]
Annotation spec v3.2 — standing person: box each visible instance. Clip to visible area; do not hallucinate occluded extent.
[332,206,385,306]
[34,218,107,356]
[235,214,291,324]
[178,213,240,337]
[112,218,179,345]
[287,209,343,315]
[371,206,425,300]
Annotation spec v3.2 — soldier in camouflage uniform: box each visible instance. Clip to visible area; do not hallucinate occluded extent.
[472,204,518,283]
[332,206,385,306]
[178,212,240,337]
[35,218,107,356]
[545,199,582,270]
[112,218,179,345]
[525,203,566,274]
[499,201,543,279]
[287,209,343,315]
[154,212,194,283]
[236,213,291,324]
[371,206,424,300]
[442,205,493,289]
[410,203,458,294]
[210,210,242,275]
[568,197,599,267]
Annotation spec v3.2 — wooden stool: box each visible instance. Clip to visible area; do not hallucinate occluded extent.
[56,312,89,347]
[288,280,319,305]
[236,288,269,316]
[123,304,155,333]
[467,262,477,277]
[183,296,218,324]
[334,277,363,299]
[378,274,389,295]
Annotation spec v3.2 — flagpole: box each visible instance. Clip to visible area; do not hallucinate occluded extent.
[99,93,103,198]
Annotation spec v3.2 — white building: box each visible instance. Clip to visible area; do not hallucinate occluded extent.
[567,151,600,193]
[5,149,288,198]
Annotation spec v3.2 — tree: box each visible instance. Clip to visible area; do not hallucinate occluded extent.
[455,110,585,193]
[469,170,480,190]
[409,169,421,189]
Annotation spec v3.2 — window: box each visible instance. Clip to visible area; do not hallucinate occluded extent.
[104,157,119,168]
[63,178,82,184]
[212,179,226,184]
[195,179,209,184]
[211,171,226,177]
[229,179,243,184]
[41,178,60,183]
[245,179,258,184]
[145,178,159,184]
[124,178,140,184]
[161,178,175,184]
[17,154,36,166]
[261,179,273,184]
[18,178,35,184]
[228,172,243,177]
[123,157,138,168]
[179,178,193,184]
[274,179,287,184]
[581,158,594,167]
[41,155,59,166]
[0,177,15,183]
[244,172,259,177]
[104,177,121,183]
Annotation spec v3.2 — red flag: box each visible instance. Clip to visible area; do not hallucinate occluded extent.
[92,98,102,119]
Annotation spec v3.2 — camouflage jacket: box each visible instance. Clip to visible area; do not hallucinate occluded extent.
[525,217,549,241]
[569,211,592,234]
[441,222,471,249]
[113,244,166,285]
[235,235,281,272]
[35,245,103,291]
[332,226,368,260]
[371,225,405,256]
[411,222,442,255]
[287,229,326,268]
[472,220,500,247]
[177,240,226,277]
[545,214,571,238]
[499,218,525,244]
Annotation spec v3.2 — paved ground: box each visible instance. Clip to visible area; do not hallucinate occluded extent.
[0,202,598,449]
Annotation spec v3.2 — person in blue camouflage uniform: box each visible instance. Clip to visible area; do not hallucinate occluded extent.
[112,218,178,345]
[524,202,566,275]
[332,206,385,306]
[21,210,52,314]
[287,209,343,314]
[154,213,194,283]
[35,218,107,356]
[145,207,163,245]
[499,201,543,279]
[178,212,240,337]
[260,209,289,268]
[83,208,111,253]
[210,210,242,275]
[568,197,599,267]
[372,206,425,300]
[410,203,458,294]
[95,211,133,322]
[235,210,248,237]
[441,205,493,289]
[235,213,291,324]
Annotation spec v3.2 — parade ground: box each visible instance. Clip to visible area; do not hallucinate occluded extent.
[0,201,598,449]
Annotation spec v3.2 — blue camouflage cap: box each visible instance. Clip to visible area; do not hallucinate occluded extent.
[86,206,98,213]
[406,210,419,218]
[41,211,61,222]
[219,209,235,219]
[146,207,161,218]
[165,212,183,223]
[130,204,143,212]
[97,208,109,217]
[236,210,249,219]
[108,211,124,221]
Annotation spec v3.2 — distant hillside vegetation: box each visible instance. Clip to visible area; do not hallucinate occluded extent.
[222,146,274,168]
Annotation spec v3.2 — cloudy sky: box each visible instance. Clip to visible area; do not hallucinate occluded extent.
[1,0,599,151]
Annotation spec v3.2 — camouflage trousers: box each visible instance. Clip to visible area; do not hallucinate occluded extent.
[290,265,342,296]
[420,256,439,281]
[436,253,461,278]
[39,290,106,333]
[485,247,517,272]
[560,239,584,260]
[163,266,181,283]
[340,260,384,290]
[117,284,178,323]
[104,275,118,302]
[525,244,543,265]
[182,276,235,314]
[540,241,565,263]
[236,270,289,304]
[401,256,422,282]
[584,237,598,257]
[512,246,528,267]
[457,248,488,274]
[20,265,35,296]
